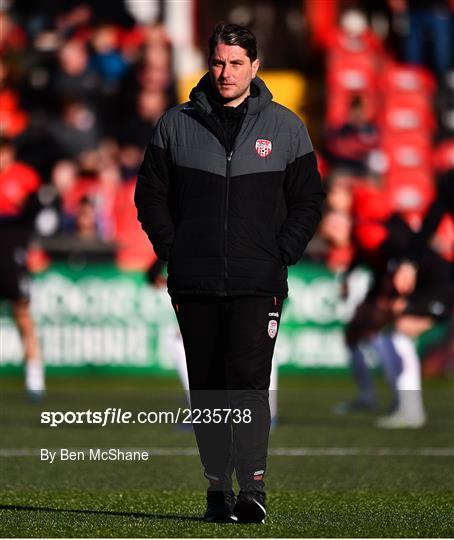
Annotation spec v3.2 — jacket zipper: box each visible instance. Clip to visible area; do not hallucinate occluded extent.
[224,151,233,295]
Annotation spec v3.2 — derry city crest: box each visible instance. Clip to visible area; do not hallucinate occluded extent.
[255,139,272,157]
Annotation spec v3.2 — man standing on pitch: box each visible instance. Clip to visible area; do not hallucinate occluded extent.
[135,23,325,523]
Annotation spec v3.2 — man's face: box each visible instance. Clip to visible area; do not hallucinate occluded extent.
[209,43,259,107]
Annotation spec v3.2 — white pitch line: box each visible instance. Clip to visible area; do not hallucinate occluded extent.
[1,447,454,457]
[270,447,454,456]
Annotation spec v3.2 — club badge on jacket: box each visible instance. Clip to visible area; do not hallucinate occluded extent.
[255,139,272,157]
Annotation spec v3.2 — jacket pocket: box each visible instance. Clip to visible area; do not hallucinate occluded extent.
[272,235,286,267]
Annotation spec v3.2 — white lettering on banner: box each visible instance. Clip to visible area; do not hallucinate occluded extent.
[1,265,371,370]
[284,277,339,323]
[38,325,149,365]
[103,327,128,363]
[31,275,174,324]
[32,276,137,322]
[0,322,23,365]
[284,268,370,324]
[275,331,348,367]
[138,287,174,322]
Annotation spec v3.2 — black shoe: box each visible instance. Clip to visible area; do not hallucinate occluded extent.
[234,491,266,523]
[204,490,237,523]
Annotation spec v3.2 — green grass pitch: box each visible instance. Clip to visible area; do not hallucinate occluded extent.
[1,374,453,537]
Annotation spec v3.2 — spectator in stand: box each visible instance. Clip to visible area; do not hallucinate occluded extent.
[33,159,79,239]
[319,208,354,272]
[89,24,129,83]
[389,0,453,76]
[0,8,27,57]
[117,23,176,149]
[51,39,100,108]
[51,159,79,231]
[49,99,100,159]
[324,173,355,214]
[118,144,144,181]
[0,137,44,398]
[319,173,356,268]
[120,88,169,150]
[95,161,121,240]
[143,24,172,73]
[74,195,100,241]
[89,23,133,139]
[324,95,379,174]
[14,113,65,181]
[0,58,29,139]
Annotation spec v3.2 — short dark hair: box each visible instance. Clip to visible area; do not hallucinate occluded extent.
[208,23,257,62]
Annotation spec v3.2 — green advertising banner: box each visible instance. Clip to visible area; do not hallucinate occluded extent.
[0,262,371,374]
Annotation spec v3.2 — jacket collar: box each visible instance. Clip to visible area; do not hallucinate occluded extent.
[189,72,273,117]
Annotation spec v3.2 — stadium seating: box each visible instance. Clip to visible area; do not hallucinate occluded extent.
[380,138,432,173]
[381,64,436,98]
[381,94,436,135]
[385,169,435,215]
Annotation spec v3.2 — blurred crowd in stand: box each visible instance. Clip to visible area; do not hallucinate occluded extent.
[319,7,453,274]
[1,1,453,360]
[1,0,177,270]
[316,3,454,384]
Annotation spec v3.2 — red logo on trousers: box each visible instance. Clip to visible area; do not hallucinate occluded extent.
[268,320,277,338]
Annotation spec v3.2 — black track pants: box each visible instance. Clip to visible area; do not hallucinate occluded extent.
[172,295,284,491]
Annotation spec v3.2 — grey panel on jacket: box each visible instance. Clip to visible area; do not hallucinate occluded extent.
[171,144,227,176]
[161,100,314,177]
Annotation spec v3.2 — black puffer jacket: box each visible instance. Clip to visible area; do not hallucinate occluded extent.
[135,74,325,297]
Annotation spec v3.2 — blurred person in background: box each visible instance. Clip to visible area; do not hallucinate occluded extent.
[89,24,129,83]
[0,8,26,56]
[118,143,144,181]
[319,208,354,272]
[0,57,28,140]
[49,99,100,159]
[375,239,453,428]
[73,194,100,241]
[51,39,100,110]
[32,159,79,239]
[120,88,169,150]
[388,167,454,382]
[324,95,379,175]
[325,172,453,428]
[0,137,44,398]
[135,23,324,524]
[117,22,177,149]
[389,0,453,76]
[326,182,425,424]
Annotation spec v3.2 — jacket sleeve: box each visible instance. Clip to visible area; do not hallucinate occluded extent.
[134,117,175,261]
[276,125,325,266]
